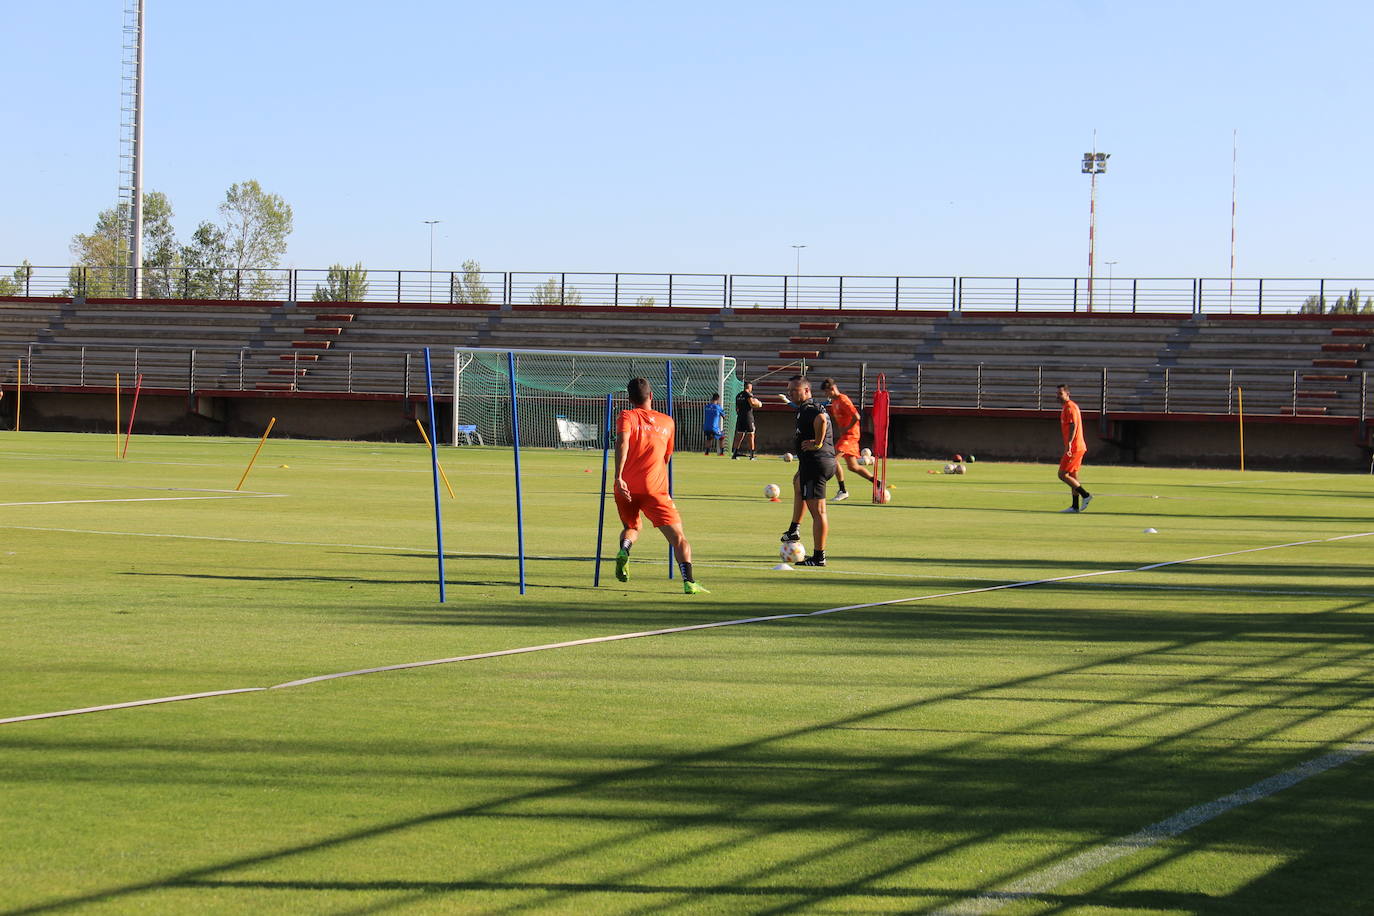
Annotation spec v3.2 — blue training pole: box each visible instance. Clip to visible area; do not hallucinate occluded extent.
[665,359,674,580]
[508,351,526,595]
[423,348,445,603]
[594,392,613,586]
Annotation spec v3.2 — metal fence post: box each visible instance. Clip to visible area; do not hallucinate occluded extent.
[1014,277,1020,312]
[238,349,245,390]
[668,274,674,308]
[894,276,900,311]
[292,349,299,392]
[782,275,789,310]
[614,273,620,307]
[133,347,139,378]
[404,352,411,398]
[1132,278,1138,313]
[79,346,85,387]
[1227,369,1234,413]
[1072,277,1079,312]
[916,363,923,407]
[1256,278,1264,314]
[1164,368,1170,413]
[976,363,983,408]
[1036,366,1043,410]
[1292,369,1298,415]
[837,275,844,311]
[188,349,196,411]
[348,353,353,393]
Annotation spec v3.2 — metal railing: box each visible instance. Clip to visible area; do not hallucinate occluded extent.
[6,265,1374,315]
[6,343,1367,423]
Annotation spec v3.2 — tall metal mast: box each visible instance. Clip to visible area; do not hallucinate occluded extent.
[119,0,145,298]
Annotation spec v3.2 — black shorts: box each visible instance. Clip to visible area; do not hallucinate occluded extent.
[736,416,755,433]
[797,455,836,500]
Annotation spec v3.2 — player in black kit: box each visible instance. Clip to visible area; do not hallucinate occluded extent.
[778,376,835,567]
[731,381,762,459]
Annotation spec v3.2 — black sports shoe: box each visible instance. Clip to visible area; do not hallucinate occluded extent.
[780,530,801,543]
[798,556,826,567]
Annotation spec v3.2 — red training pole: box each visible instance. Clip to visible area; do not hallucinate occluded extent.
[122,374,144,458]
[871,374,890,503]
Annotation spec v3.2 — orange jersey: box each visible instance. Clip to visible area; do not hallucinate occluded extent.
[827,392,860,442]
[1060,399,1086,453]
[617,407,675,493]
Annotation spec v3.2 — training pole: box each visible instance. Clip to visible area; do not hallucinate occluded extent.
[872,374,890,503]
[1237,385,1246,472]
[594,392,613,587]
[423,348,446,603]
[121,373,144,458]
[414,419,456,499]
[507,351,526,595]
[235,417,277,491]
[115,373,121,457]
[664,359,675,579]
[14,358,20,433]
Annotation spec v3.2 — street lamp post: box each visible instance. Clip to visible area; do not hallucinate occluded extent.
[791,244,806,309]
[1081,149,1109,312]
[1105,260,1118,312]
[424,219,442,302]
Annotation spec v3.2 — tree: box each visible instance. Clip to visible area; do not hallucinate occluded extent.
[312,262,369,302]
[180,222,235,299]
[530,276,582,307]
[67,191,178,297]
[0,261,33,296]
[450,259,493,304]
[219,180,293,298]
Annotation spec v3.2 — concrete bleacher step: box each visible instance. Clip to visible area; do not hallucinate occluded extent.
[1295,390,1338,399]
[1332,328,1374,337]
[268,368,308,376]
[311,314,355,322]
[1302,373,1351,382]
[1281,406,1329,415]
[799,322,839,331]
[778,350,820,359]
[1312,358,1360,368]
[292,340,331,349]
[304,327,343,336]
[255,382,296,391]
[280,353,320,361]
[789,337,831,345]
[1321,342,1367,352]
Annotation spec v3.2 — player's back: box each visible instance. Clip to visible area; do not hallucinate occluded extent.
[619,407,674,493]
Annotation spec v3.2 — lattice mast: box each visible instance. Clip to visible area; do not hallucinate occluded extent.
[118,0,146,298]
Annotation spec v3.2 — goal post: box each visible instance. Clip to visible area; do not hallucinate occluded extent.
[451,347,742,452]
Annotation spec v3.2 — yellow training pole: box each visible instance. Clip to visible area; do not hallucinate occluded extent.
[115,373,122,457]
[235,417,277,491]
[416,419,456,499]
[14,358,21,433]
[1237,386,1246,472]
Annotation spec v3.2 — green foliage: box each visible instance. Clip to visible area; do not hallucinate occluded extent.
[530,276,582,306]
[312,262,369,302]
[0,261,33,296]
[179,222,235,299]
[450,259,493,304]
[635,295,656,307]
[67,191,178,297]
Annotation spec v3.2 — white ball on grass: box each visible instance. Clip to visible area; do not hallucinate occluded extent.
[763,483,781,499]
[779,540,806,564]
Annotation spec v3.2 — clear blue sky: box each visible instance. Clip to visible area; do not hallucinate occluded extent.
[5,0,1371,279]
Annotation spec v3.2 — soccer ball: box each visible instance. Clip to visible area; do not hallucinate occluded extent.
[875,488,892,504]
[968,454,976,462]
[953,463,967,475]
[780,540,806,564]
[859,455,874,467]
[943,463,956,474]
[953,453,963,462]
[783,452,795,462]
[860,447,872,458]
[763,483,781,500]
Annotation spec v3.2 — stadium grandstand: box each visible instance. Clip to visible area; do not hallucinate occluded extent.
[1,265,1370,468]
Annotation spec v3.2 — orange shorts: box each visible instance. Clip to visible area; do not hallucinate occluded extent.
[836,435,861,458]
[615,490,681,531]
[1059,450,1086,475]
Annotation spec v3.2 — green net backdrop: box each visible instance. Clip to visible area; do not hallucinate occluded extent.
[452,348,743,452]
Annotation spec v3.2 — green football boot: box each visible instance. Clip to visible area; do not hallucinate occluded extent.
[683,580,710,595]
[615,548,630,583]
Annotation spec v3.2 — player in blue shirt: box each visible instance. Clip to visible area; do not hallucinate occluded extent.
[702,393,726,456]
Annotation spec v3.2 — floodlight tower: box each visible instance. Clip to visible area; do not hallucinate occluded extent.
[119,0,146,298]
[1081,147,1109,312]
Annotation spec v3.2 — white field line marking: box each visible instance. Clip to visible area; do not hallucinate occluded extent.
[0,495,285,508]
[271,614,810,689]
[6,529,1373,725]
[0,688,266,725]
[932,735,1374,916]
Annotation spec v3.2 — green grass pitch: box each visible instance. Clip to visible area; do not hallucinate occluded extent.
[2,430,1374,914]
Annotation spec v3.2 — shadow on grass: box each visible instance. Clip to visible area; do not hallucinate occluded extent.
[8,601,1374,914]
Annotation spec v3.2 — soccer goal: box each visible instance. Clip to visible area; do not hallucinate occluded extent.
[451,348,743,452]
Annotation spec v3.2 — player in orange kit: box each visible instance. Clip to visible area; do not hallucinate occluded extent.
[820,378,880,501]
[1057,384,1092,513]
[613,377,709,594]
